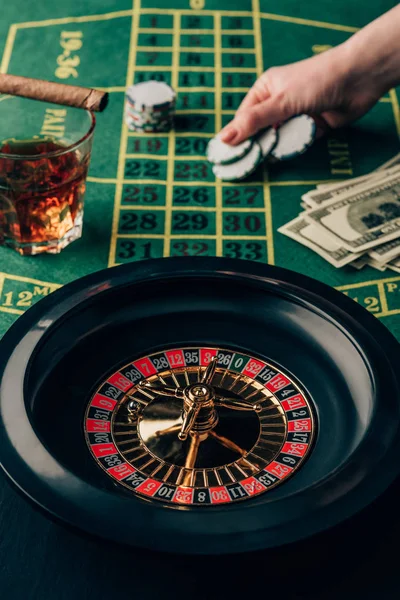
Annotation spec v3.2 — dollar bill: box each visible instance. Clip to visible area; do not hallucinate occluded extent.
[315,153,400,192]
[304,171,400,253]
[277,214,362,268]
[301,195,318,208]
[368,237,400,264]
[301,165,400,207]
[349,257,368,270]
[387,255,400,272]
[305,153,400,202]
[388,263,400,273]
[303,173,378,206]
[316,182,343,190]
[364,257,387,271]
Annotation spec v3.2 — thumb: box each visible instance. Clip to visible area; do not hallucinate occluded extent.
[220,97,291,145]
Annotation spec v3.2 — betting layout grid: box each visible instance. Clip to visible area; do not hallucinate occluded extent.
[1,8,400,334]
[111,12,272,267]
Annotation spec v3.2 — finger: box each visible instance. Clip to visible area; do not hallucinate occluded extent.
[236,84,270,115]
[220,97,290,145]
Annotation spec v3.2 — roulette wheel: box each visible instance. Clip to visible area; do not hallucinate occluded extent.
[1,256,400,555]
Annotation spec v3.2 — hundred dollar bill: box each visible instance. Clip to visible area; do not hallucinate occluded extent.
[277,214,362,268]
[350,255,392,271]
[304,171,400,253]
[349,257,368,270]
[368,237,400,264]
[364,257,387,271]
[316,182,343,190]
[315,153,400,192]
[301,165,400,207]
[387,255,400,273]
[312,153,400,196]
[388,264,400,273]
[302,174,375,206]
[314,177,379,192]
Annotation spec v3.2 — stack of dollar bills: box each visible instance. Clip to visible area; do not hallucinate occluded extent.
[278,153,400,271]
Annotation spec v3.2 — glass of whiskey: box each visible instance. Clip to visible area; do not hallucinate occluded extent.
[0,96,95,255]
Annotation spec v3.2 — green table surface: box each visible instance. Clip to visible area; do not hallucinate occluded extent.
[1,1,400,598]
[1,0,400,342]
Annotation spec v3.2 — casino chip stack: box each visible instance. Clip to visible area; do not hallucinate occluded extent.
[208,115,316,181]
[125,81,176,133]
[270,115,316,161]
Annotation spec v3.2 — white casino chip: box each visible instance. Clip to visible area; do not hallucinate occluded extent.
[207,134,253,165]
[256,127,278,158]
[126,81,176,108]
[213,142,262,181]
[271,115,316,161]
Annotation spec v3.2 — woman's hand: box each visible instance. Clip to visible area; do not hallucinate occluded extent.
[220,40,389,146]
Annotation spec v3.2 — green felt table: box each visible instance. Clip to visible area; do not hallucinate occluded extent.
[1,0,400,342]
[1,1,400,598]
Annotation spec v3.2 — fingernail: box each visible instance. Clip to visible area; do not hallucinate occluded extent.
[220,125,238,144]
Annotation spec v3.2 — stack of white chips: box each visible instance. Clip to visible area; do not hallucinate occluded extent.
[207,115,317,181]
[125,81,176,133]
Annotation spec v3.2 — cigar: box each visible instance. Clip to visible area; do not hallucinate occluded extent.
[0,73,108,112]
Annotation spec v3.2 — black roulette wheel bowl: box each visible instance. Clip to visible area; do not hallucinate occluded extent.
[0,256,400,556]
